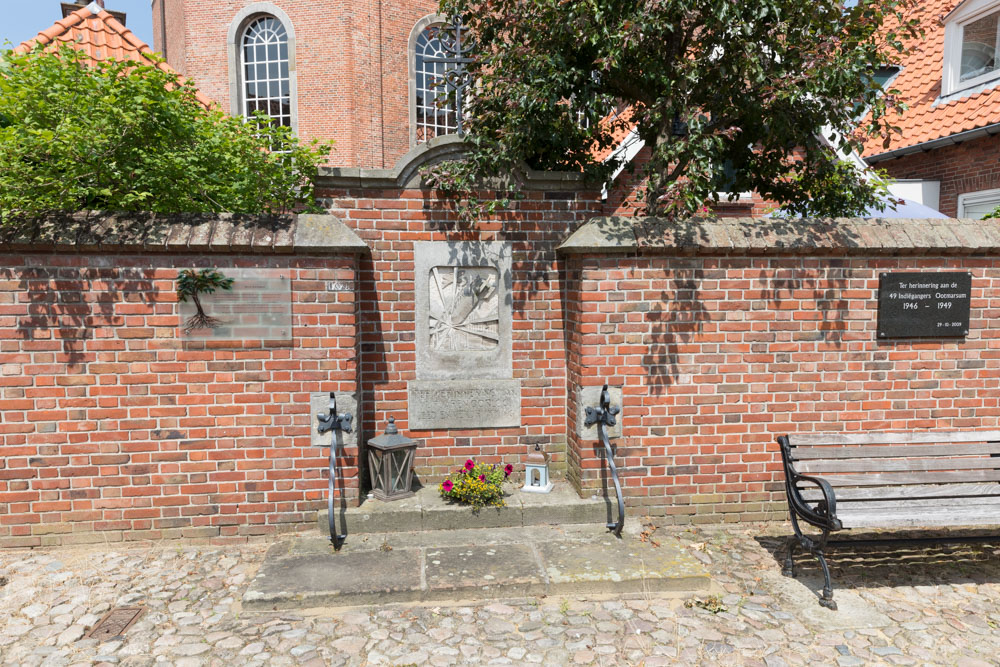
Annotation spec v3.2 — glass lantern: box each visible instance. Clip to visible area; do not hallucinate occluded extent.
[366,417,418,501]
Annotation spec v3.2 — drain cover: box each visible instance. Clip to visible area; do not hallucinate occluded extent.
[86,607,144,640]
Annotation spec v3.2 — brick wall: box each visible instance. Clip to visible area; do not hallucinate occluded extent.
[874,134,1000,217]
[563,218,1000,523]
[0,216,362,547]
[315,167,602,483]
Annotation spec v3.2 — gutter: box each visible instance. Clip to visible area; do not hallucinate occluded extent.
[865,122,1000,164]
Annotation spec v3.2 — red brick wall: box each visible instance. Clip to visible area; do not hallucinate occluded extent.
[875,134,1000,217]
[565,254,1000,523]
[0,253,359,547]
[317,184,602,481]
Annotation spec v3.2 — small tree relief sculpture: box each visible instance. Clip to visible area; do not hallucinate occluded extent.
[177,268,235,334]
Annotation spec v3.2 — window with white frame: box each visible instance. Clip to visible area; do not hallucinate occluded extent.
[958,187,1000,218]
[415,25,460,143]
[241,16,291,127]
[943,0,1000,96]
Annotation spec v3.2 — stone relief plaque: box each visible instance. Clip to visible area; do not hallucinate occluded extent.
[179,268,292,341]
[414,241,512,380]
[429,266,500,351]
[410,241,519,429]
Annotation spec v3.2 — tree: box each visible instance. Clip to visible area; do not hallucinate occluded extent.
[176,268,234,334]
[0,44,331,224]
[426,0,921,219]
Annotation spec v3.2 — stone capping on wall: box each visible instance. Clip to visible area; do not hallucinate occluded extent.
[0,212,369,254]
[558,216,1000,255]
[317,134,587,191]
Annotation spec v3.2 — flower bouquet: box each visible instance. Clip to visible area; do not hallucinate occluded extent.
[439,459,514,509]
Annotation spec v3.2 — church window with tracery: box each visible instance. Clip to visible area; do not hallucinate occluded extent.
[241,16,291,127]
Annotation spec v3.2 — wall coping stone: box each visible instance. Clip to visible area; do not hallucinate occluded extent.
[557,216,1000,255]
[317,134,588,191]
[0,212,369,254]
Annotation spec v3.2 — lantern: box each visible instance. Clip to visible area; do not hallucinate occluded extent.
[366,417,418,501]
[522,444,553,493]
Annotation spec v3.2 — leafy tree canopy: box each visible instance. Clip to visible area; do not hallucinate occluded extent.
[0,44,331,225]
[427,0,921,219]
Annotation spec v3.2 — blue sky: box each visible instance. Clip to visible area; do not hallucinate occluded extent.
[1,2,155,50]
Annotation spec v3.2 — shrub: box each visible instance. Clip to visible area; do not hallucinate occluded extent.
[0,43,332,224]
[439,459,513,509]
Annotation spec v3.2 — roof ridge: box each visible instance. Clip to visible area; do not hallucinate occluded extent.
[11,4,216,110]
[96,8,150,53]
[18,6,91,51]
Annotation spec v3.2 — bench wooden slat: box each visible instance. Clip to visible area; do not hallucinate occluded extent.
[808,470,1000,487]
[792,442,1000,460]
[796,456,1000,474]
[830,496,1000,511]
[838,504,1000,529]
[786,431,1000,447]
[799,482,1000,502]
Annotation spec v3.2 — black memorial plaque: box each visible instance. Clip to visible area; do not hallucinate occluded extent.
[877,272,971,338]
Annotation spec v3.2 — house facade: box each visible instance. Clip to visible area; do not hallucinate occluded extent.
[864,0,1000,217]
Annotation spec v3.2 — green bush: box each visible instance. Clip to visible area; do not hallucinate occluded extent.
[0,44,332,224]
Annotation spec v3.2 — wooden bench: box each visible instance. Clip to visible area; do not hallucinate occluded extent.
[777,430,1000,609]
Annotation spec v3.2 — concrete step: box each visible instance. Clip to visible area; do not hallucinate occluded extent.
[318,483,610,536]
[243,521,711,610]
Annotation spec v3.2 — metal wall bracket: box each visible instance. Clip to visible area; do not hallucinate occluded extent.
[584,384,625,538]
[316,392,352,549]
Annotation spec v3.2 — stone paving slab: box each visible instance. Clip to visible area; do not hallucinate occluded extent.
[244,522,710,609]
[423,544,544,600]
[539,535,709,595]
[243,542,423,609]
[320,483,608,535]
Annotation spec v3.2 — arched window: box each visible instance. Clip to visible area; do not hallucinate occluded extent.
[240,16,291,127]
[414,25,459,143]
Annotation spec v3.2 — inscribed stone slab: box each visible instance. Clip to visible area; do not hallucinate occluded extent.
[178,268,291,340]
[407,379,521,430]
[413,241,512,380]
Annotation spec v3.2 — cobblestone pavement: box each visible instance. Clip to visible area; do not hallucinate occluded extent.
[1,523,999,666]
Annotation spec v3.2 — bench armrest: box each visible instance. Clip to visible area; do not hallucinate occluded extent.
[791,474,842,531]
[777,435,843,532]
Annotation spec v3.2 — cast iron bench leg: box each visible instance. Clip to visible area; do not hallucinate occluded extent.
[782,535,798,578]
[816,549,837,610]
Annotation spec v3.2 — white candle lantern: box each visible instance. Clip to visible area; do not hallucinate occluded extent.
[522,444,553,493]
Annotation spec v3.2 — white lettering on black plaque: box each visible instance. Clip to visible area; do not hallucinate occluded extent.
[877,272,971,338]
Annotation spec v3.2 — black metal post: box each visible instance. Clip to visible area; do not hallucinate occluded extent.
[316,392,353,549]
[584,384,624,538]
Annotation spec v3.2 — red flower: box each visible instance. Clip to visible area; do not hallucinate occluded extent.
[504,464,513,477]
[442,479,453,492]
[464,459,475,471]
[479,474,486,481]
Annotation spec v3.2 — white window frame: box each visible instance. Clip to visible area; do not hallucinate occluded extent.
[958,187,1000,217]
[943,0,1000,97]
[226,3,298,135]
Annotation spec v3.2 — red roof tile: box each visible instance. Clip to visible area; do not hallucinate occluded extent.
[16,4,214,109]
[862,0,1000,157]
